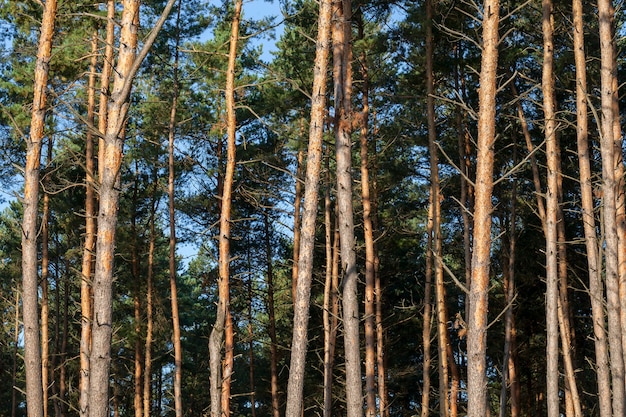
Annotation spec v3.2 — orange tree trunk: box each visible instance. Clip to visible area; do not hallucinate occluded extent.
[466,0,499,415]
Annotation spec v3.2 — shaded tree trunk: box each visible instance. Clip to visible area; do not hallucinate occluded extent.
[421,192,434,417]
[323,149,335,417]
[572,0,611,414]
[79,29,98,417]
[332,2,362,416]
[466,0,499,415]
[598,0,625,414]
[21,1,58,415]
[541,1,560,415]
[168,2,183,415]
[292,147,304,304]
[265,213,281,417]
[284,0,332,413]
[40,144,51,417]
[143,177,158,417]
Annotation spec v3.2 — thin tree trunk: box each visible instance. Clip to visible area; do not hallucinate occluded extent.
[12,291,19,417]
[98,0,115,183]
[598,0,626,411]
[356,15,376,417]
[79,29,98,417]
[40,144,51,417]
[59,264,69,417]
[143,178,158,417]
[209,3,242,417]
[425,1,450,414]
[541,1,560,415]
[284,0,332,413]
[89,1,177,415]
[572,0,611,414]
[292,147,304,304]
[332,2,362,416]
[265,213,281,417]
[466,0,499,415]
[323,148,334,417]
[247,232,256,417]
[131,166,143,417]
[499,144,519,417]
[168,2,183,415]
[21,1,58,415]
[421,193,434,417]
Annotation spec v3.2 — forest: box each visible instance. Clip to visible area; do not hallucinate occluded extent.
[1,0,625,416]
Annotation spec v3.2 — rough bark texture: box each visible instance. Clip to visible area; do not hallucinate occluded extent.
[89,1,178,415]
[332,2,362,416]
[21,1,57,415]
[209,3,242,417]
[572,1,611,414]
[284,0,332,414]
[79,30,98,417]
[466,0,499,416]
[323,150,335,417]
[356,18,376,417]
[541,1,560,415]
[421,194,434,417]
[598,0,626,414]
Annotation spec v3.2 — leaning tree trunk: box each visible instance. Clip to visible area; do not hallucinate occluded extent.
[89,1,178,416]
[21,1,58,416]
[572,0,611,414]
[466,0,499,415]
[209,2,242,417]
[284,0,332,413]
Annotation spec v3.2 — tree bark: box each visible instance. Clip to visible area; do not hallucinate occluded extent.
[356,15,376,417]
[79,29,98,417]
[292,147,304,304]
[265,213,281,417]
[40,145,51,417]
[89,1,178,415]
[598,0,626,414]
[466,0,499,415]
[421,193,434,417]
[284,0,332,413]
[541,1,560,415]
[209,2,242,417]
[21,1,58,415]
[332,2,362,416]
[323,148,335,417]
[572,0,611,414]
[168,2,183,415]
[143,178,158,417]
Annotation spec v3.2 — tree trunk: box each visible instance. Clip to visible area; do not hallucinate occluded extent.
[541,1,560,415]
[572,0,611,414]
[332,2,362,416]
[425,2,452,414]
[598,0,626,414]
[466,0,499,415]
[209,2,242,417]
[89,1,177,415]
[284,0,332,413]
[292,147,304,304]
[323,148,335,417]
[143,178,158,417]
[421,193,434,417]
[21,1,58,415]
[40,144,51,417]
[131,167,144,417]
[79,29,98,417]
[168,2,183,415]
[265,213,281,417]
[356,15,376,417]
[98,0,115,183]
